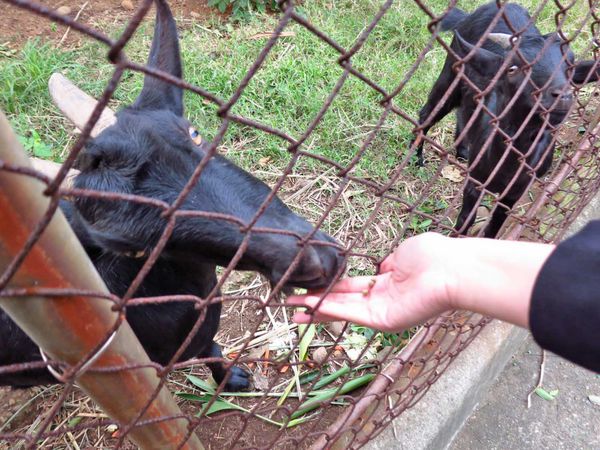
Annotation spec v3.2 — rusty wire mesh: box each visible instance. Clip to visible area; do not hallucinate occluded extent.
[0,0,599,448]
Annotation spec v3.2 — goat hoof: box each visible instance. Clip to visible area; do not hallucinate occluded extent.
[410,154,425,167]
[224,366,251,391]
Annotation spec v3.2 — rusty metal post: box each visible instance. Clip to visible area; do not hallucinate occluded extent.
[0,111,203,450]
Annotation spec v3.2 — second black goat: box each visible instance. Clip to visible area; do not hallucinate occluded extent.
[0,0,343,388]
[413,2,599,237]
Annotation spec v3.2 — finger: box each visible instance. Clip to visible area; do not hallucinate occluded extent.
[328,275,385,293]
[292,310,338,324]
[288,275,387,304]
[286,291,354,307]
[289,292,392,329]
[379,250,398,273]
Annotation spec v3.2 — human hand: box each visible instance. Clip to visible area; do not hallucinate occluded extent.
[286,232,458,332]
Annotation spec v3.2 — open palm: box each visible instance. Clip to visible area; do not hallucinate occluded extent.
[287,233,456,332]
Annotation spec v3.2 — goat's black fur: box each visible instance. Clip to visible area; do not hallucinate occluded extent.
[0,0,343,388]
[414,2,600,237]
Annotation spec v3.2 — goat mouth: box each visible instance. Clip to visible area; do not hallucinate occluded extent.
[267,278,329,296]
[284,276,331,291]
[547,109,570,124]
[274,272,340,294]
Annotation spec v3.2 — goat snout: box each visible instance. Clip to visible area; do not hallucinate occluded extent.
[548,88,573,111]
[285,232,344,290]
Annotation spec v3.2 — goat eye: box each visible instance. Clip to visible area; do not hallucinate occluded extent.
[507,65,519,75]
[188,126,202,145]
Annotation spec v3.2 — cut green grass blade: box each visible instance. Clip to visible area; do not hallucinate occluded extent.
[185,374,216,394]
[177,391,285,427]
[198,389,338,399]
[298,323,316,361]
[299,369,321,385]
[285,413,319,428]
[534,387,558,401]
[203,399,246,415]
[277,376,298,407]
[290,373,375,420]
[176,392,211,402]
[313,365,351,390]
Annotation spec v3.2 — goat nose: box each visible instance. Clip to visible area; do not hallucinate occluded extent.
[287,236,344,289]
[550,89,573,101]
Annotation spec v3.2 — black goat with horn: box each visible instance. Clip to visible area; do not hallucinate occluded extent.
[0,0,343,388]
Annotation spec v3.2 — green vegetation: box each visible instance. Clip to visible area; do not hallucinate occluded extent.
[0,0,593,175]
[208,0,277,21]
[1,0,595,423]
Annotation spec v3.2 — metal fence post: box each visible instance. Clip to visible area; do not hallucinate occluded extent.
[0,111,203,450]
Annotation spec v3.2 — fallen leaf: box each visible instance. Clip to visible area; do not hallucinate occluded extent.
[588,395,600,406]
[253,369,269,391]
[441,165,464,183]
[68,417,82,427]
[249,31,296,40]
[261,348,271,375]
[246,344,269,361]
[407,362,421,379]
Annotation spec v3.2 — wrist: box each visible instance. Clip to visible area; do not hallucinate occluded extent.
[444,237,555,328]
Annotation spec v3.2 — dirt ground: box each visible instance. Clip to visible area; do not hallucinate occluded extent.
[2,2,599,449]
[1,0,221,48]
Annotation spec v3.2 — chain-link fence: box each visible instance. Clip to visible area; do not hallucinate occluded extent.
[0,0,599,448]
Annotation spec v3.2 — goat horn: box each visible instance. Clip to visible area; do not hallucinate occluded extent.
[48,73,117,138]
[487,33,515,49]
[30,157,79,189]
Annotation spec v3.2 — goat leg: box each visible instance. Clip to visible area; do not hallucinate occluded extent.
[455,181,480,235]
[483,194,520,238]
[455,109,469,160]
[412,58,461,165]
[205,342,250,391]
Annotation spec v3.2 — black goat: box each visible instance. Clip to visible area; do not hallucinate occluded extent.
[0,0,343,388]
[413,2,600,237]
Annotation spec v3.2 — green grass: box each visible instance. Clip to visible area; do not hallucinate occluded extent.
[1,0,594,175]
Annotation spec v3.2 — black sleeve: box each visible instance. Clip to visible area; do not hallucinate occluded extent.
[530,220,600,373]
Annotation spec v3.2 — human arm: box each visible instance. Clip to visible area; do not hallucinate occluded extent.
[529,221,600,372]
[288,227,600,373]
[287,232,554,331]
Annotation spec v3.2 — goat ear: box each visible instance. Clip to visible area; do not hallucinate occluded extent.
[133,0,183,116]
[542,32,564,44]
[453,32,503,76]
[571,60,600,84]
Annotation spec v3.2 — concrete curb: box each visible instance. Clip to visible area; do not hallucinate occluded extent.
[366,322,528,450]
[365,194,600,450]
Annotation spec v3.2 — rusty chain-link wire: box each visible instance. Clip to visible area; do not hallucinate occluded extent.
[1,0,599,448]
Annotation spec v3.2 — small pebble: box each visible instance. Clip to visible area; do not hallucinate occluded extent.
[328,321,345,336]
[312,347,328,365]
[121,0,134,11]
[56,5,72,15]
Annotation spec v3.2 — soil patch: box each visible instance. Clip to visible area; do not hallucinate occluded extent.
[1,0,222,48]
